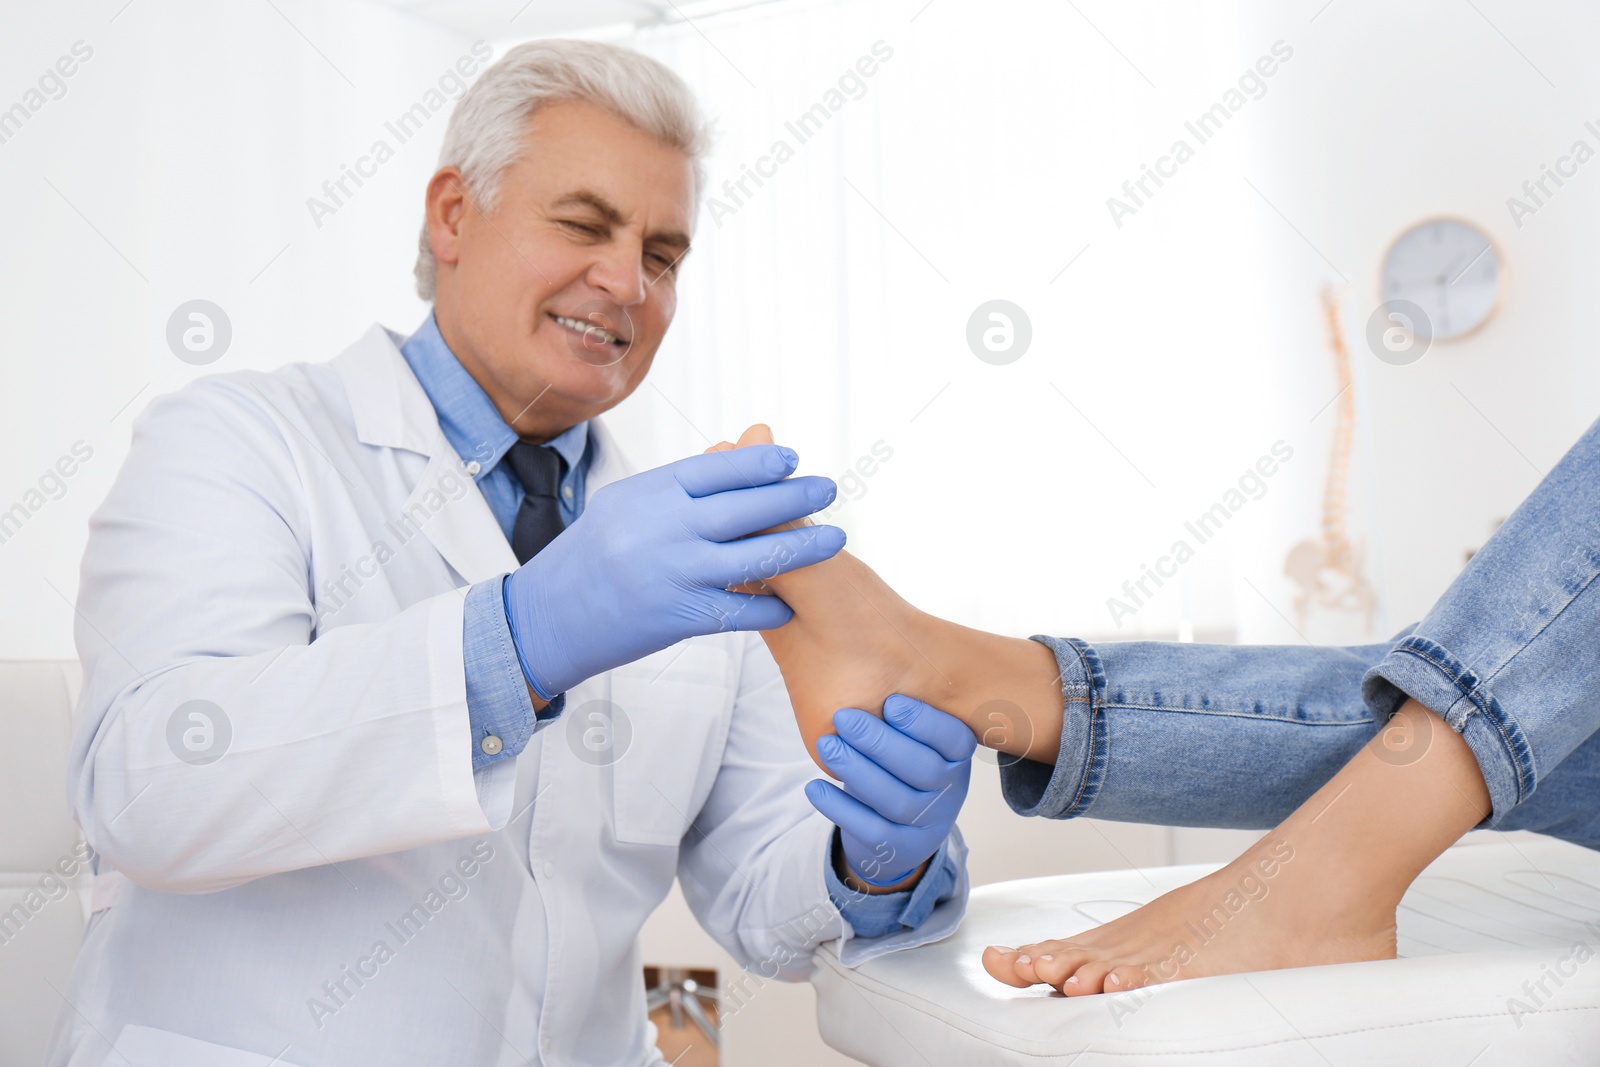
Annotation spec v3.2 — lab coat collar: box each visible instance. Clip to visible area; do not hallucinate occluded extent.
[335,323,455,456]
[331,323,636,584]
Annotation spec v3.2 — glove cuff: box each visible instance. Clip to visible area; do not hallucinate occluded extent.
[849,865,920,888]
[834,828,920,888]
[502,572,561,701]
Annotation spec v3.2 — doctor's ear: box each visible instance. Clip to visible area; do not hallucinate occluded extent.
[423,166,471,272]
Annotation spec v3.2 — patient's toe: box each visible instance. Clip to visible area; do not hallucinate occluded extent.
[1010,952,1044,984]
[981,946,1033,988]
[1061,959,1115,996]
[1029,949,1087,987]
[1008,939,1076,984]
[1105,965,1149,992]
[734,423,775,447]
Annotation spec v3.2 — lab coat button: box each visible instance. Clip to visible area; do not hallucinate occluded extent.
[542,861,556,878]
[480,735,503,756]
[465,461,481,476]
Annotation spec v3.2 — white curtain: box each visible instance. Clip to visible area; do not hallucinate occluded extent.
[606,0,1291,643]
[0,0,470,657]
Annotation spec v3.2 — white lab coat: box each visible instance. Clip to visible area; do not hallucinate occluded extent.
[46,324,943,1066]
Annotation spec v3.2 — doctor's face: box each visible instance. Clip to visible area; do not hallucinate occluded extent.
[424,99,694,441]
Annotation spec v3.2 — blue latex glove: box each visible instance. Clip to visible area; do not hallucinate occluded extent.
[504,444,844,698]
[806,695,977,888]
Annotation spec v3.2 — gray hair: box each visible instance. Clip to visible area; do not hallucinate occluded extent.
[414,39,710,300]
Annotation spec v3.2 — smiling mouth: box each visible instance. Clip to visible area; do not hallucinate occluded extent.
[548,312,630,348]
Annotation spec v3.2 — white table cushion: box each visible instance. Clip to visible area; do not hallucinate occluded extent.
[812,837,1600,1065]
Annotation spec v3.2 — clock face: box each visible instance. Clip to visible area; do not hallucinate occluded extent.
[1380,219,1502,341]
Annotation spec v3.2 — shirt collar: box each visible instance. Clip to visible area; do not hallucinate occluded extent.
[542,418,590,475]
[400,310,588,480]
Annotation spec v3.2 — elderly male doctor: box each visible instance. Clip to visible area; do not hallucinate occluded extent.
[50,39,973,1067]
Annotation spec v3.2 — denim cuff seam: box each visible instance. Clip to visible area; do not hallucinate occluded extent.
[1061,637,1107,819]
[1376,635,1534,809]
[1020,635,1106,821]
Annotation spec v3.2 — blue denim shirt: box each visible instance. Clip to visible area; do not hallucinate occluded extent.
[400,310,954,936]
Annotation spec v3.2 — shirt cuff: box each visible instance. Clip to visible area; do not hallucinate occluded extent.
[825,829,959,940]
[464,575,563,770]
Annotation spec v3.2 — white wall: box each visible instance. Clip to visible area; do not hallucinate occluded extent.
[0,0,459,656]
[1231,0,1600,643]
[613,0,1600,657]
[616,0,1278,644]
[16,0,1587,756]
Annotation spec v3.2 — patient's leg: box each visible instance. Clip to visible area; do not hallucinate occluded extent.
[759,546,1067,768]
[984,413,1600,993]
[729,409,1600,994]
[754,519,1491,990]
[984,699,1489,993]
[752,534,1484,993]
[745,496,1475,989]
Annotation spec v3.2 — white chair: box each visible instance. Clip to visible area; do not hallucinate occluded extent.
[0,661,88,1067]
[812,835,1600,1065]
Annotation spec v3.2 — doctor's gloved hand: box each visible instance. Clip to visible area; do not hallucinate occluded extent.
[807,695,977,889]
[503,444,844,699]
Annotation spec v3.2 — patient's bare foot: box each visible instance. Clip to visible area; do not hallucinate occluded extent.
[707,425,1065,770]
[982,702,1490,996]
[761,549,937,768]
[705,426,928,768]
[982,832,1396,996]
[751,534,1064,770]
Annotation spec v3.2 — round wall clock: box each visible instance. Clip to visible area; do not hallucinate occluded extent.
[1379,218,1503,341]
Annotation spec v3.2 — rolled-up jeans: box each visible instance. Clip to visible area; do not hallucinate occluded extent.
[1003,415,1600,848]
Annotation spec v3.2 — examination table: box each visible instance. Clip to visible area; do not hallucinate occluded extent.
[811,836,1600,1065]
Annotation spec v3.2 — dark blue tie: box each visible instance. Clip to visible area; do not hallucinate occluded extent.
[505,441,567,565]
